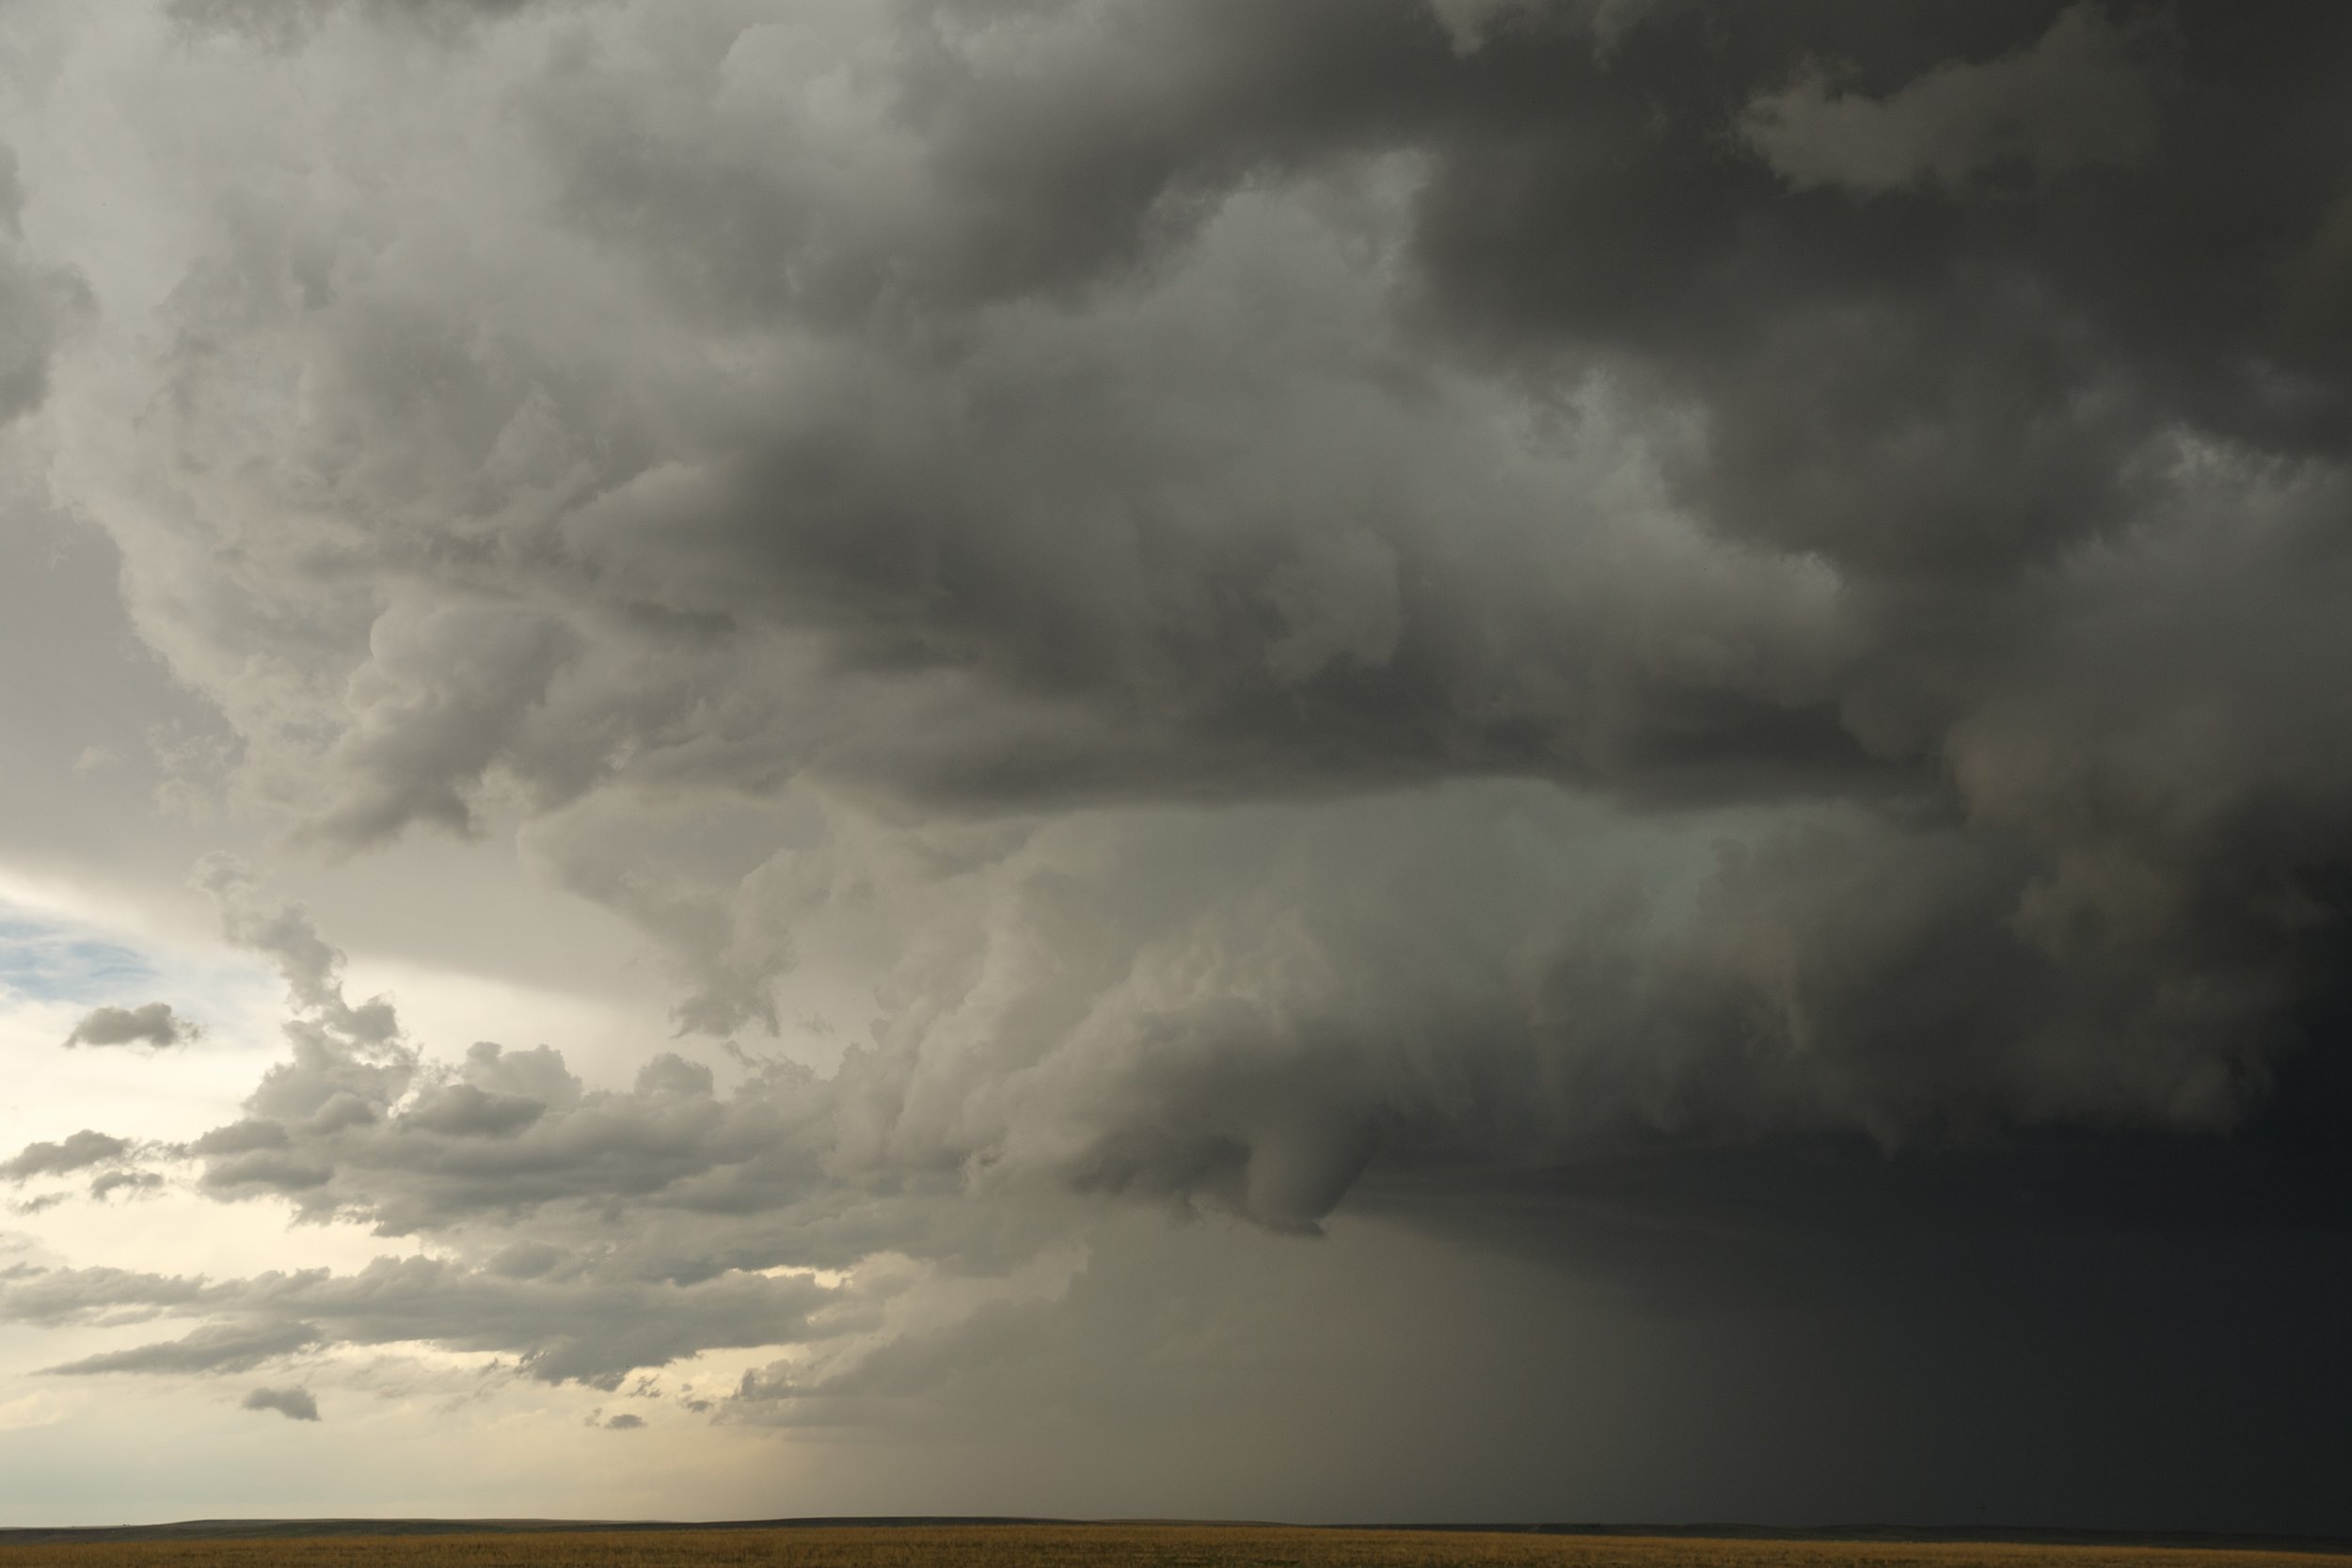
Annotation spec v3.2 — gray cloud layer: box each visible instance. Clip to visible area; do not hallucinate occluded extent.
[9,0,2348,1222]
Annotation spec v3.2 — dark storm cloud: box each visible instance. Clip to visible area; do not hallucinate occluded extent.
[19,1,2352,1482]
[151,805,2117,1239]
[63,1001,199,1050]
[1736,6,2165,194]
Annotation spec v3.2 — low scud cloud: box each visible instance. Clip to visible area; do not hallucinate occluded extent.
[0,0,2347,1527]
[240,1385,321,1422]
[63,1002,198,1050]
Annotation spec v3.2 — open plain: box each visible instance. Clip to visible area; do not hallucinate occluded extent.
[1,1530,2346,1568]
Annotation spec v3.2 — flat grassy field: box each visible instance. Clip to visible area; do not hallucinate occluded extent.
[1,1529,2344,1568]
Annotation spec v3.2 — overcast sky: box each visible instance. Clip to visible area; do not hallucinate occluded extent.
[1,0,2348,1533]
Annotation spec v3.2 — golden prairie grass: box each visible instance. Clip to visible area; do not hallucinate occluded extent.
[0,1528,2343,1568]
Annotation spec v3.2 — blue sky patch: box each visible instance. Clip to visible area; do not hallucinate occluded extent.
[0,914,161,1005]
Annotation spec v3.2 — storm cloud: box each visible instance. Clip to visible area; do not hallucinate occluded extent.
[0,0,2348,1529]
